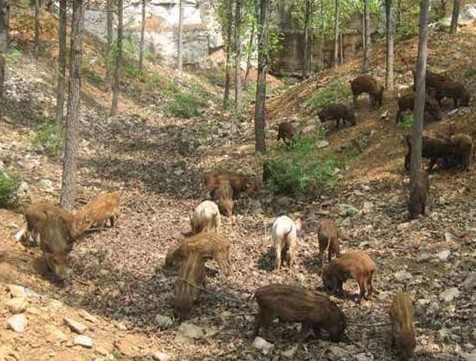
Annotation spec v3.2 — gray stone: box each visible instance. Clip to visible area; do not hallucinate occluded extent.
[462,272,476,289]
[177,323,205,340]
[439,287,460,302]
[339,204,358,217]
[281,346,297,359]
[444,232,455,243]
[355,352,374,361]
[64,317,87,334]
[316,140,329,149]
[153,351,174,361]
[38,178,53,190]
[7,285,27,298]
[252,337,274,355]
[79,310,98,323]
[362,201,373,214]
[7,314,27,332]
[155,314,173,328]
[437,249,451,261]
[74,335,93,348]
[394,270,412,282]
[6,298,28,314]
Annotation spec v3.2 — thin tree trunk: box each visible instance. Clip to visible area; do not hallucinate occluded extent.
[177,0,183,71]
[60,0,84,211]
[410,0,430,179]
[105,0,113,91]
[110,0,123,116]
[333,0,339,68]
[55,0,67,126]
[139,0,146,71]
[254,0,270,154]
[363,0,370,73]
[385,0,394,90]
[302,0,310,78]
[339,32,343,64]
[235,0,242,111]
[450,0,460,34]
[244,21,254,90]
[34,0,41,53]
[396,0,401,30]
[223,0,233,108]
[319,0,325,65]
[0,0,9,100]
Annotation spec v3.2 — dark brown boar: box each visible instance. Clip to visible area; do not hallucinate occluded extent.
[213,180,234,217]
[450,133,473,171]
[412,70,449,92]
[318,103,356,128]
[434,80,470,108]
[404,134,454,171]
[204,170,252,198]
[322,251,376,303]
[164,232,231,275]
[253,284,346,352]
[317,220,341,270]
[350,75,384,109]
[407,170,429,220]
[75,192,120,233]
[389,292,416,360]
[277,121,297,145]
[174,253,206,319]
[395,92,442,124]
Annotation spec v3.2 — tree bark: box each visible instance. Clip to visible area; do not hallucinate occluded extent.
[235,0,242,111]
[385,0,394,90]
[0,0,10,100]
[60,0,84,211]
[105,0,113,91]
[410,0,430,180]
[243,20,254,90]
[139,0,146,71]
[223,0,233,108]
[34,0,41,53]
[363,0,370,73]
[333,0,339,68]
[55,0,67,126]
[319,0,325,65]
[110,0,123,116]
[339,32,343,64]
[450,0,460,34]
[396,0,401,30]
[254,0,270,154]
[302,0,311,78]
[177,0,184,71]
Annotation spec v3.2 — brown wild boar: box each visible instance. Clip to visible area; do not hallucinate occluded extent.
[451,133,473,171]
[164,232,231,275]
[350,75,384,109]
[434,80,470,108]
[214,180,234,217]
[174,253,207,318]
[412,70,449,92]
[317,219,341,269]
[190,200,221,234]
[395,93,441,124]
[204,170,252,198]
[322,251,376,303]
[272,215,302,271]
[404,134,454,171]
[277,121,297,145]
[76,192,120,232]
[317,103,356,128]
[253,284,346,352]
[389,292,417,360]
[407,170,429,220]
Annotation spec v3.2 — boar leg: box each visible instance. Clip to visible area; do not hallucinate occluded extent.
[318,250,325,270]
[296,322,312,352]
[357,278,366,303]
[368,273,374,295]
[352,94,358,109]
[275,246,282,271]
[427,158,437,172]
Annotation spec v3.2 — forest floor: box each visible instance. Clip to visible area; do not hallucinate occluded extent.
[1,8,476,361]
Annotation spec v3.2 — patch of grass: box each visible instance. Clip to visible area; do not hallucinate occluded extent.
[396,22,418,40]
[0,171,20,207]
[398,114,414,129]
[144,73,179,96]
[165,93,206,118]
[305,79,352,110]
[31,123,65,153]
[465,67,476,79]
[5,49,22,66]
[84,68,103,86]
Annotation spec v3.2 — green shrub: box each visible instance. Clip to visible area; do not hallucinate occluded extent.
[398,114,414,129]
[396,21,418,39]
[0,171,20,207]
[31,123,65,153]
[465,67,476,79]
[165,93,206,118]
[305,79,352,110]
[5,49,22,66]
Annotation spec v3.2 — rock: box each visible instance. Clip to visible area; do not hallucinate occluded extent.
[7,314,27,332]
[64,317,87,334]
[355,352,374,361]
[302,124,316,134]
[438,327,452,341]
[462,272,476,289]
[439,287,460,302]
[339,204,358,217]
[153,351,174,361]
[281,346,297,359]
[6,298,28,314]
[316,140,329,149]
[460,350,476,361]
[362,201,373,214]
[7,285,27,298]
[155,314,173,328]
[79,310,97,323]
[45,325,68,344]
[380,110,389,120]
[394,270,413,282]
[397,222,410,231]
[444,232,455,243]
[74,335,93,348]
[38,178,54,190]
[252,337,274,355]
[328,345,348,358]
[177,323,205,340]
[437,249,451,261]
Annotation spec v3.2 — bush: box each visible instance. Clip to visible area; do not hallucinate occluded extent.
[165,93,206,118]
[31,123,65,153]
[0,171,20,207]
[305,79,352,110]
[396,21,418,40]
[398,114,414,129]
[465,67,476,80]
[5,49,22,66]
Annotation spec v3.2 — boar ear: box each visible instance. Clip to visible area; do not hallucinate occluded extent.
[294,217,303,232]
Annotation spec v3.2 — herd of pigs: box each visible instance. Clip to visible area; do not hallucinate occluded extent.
[15,70,474,360]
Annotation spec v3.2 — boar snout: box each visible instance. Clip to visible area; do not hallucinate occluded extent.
[45,253,72,281]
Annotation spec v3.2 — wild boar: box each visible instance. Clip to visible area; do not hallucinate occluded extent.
[395,93,442,124]
[164,232,231,275]
[404,134,454,171]
[451,133,473,171]
[277,121,297,145]
[434,80,470,108]
[204,170,252,198]
[322,251,376,303]
[389,292,417,360]
[75,192,120,232]
[214,180,234,217]
[350,75,384,109]
[174,253,207,319]
[412,70,449,92]
[407,170,429,220]
[317,219,341,270]
[317,103,356,128]
[272,215,302,271]
[253,284,346,352]
[190,200,221,234]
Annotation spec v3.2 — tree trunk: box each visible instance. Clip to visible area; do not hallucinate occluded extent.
[235,0,242,111]
[60,0,84,211]
[396,0,401,30]
[410,0,430,179]
[243,21,254,90]
[55,0,67,126]
[105,0,113,91]
[177,0,183,72]
[363,0,370,73]
[223,0,233,108]
[385,0,394,90]
[254,0,270,154]
[333,0,339,68]
[139,0,146,71]
[450,0,460,34]
[319,0,325,65]
[302,0,310,78]
[34,0,41,53]
[110,0,123,116]
[0,0,10,100]
[339,32,343,64]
